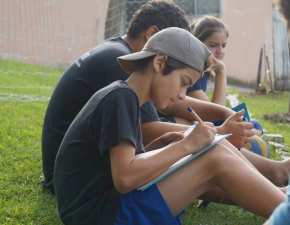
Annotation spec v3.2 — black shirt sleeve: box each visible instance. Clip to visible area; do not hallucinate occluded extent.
[106,63,130,84]
[140,100,160,123]
[96,87,144,154]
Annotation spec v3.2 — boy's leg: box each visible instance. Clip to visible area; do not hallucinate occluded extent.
[172,117,290,187]
[217,139,290,187]
[240,149,290,187]
[156,144,286,218]
[178,139,288,206]
[196,182,287,205]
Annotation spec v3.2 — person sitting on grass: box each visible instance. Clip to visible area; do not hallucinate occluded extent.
[41,0,192,191]
[42,0,290,195]
[41,0,290,196]
[189,16,263,135]
[41,0,254,192]
[54,27,286,225]
[187,15,269,156]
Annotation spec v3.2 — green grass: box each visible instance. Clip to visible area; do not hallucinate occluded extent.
[0,101,62,224]
[238,91,290,146]
[181,202,265,225]
[0,58,62,98]
[0,59,289,224]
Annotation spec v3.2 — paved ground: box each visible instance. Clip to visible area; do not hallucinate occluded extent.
[207,80,255,93]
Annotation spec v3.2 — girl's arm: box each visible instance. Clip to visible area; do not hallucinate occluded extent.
[157,96,234,123]
[187,57,227,106]
[109,123,216,194]
[187,89,211,102]
[211,57,227,105]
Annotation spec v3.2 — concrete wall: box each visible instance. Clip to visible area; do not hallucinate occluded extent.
[0,0,110,69]
[0,0,278,84]
[221,0,274,85]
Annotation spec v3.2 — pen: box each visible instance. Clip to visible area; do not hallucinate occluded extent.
[187,106,203,123]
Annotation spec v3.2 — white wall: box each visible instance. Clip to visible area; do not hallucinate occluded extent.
[221,0,273,84]
[0,0,110,69]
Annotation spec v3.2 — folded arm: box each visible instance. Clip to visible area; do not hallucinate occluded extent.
[157,96,234,122]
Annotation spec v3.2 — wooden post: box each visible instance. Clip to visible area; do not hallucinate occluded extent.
[266,56,274,92]
[263,45,269,95]
[256,48,263,92]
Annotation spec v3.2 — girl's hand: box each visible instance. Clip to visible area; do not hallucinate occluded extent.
[206,54,227,105]
[145,131,185,151]
[217,110,254,148]
[211,55,226,75]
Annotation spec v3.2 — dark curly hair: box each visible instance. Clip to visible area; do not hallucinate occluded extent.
[275,0,290,30]
[126,0,190,38]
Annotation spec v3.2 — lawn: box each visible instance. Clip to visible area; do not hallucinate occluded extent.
[0,59,289,224]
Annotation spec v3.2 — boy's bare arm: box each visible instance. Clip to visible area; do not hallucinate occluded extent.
[158,96,234,122]
[142,121,189,146]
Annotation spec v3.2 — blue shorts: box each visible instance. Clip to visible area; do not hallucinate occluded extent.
[114,184,185,225]
[270,184,290,225]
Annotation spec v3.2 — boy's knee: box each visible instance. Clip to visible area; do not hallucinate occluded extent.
[207,144,237,165]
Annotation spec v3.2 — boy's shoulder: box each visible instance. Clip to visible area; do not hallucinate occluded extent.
[91,81,137,105]
[99,37,132,55]
[103,80,134,94]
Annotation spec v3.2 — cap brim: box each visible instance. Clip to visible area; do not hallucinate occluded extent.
[117,50,157,74]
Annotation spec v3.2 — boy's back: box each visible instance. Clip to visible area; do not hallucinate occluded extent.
[54,80,143,225]
[41,37,132,190]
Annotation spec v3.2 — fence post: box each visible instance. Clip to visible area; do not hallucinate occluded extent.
[256,48,263,92]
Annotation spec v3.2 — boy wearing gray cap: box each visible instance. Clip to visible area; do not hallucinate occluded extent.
[42,0,290,198]
[54,27,286,225]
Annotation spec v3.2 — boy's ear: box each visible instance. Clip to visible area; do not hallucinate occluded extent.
[145,26,159,41]
[153,54,168,72]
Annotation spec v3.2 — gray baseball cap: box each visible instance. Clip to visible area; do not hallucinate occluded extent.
[118,27,211,74]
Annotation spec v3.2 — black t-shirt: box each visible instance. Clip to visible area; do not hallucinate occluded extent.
[54,81,144,225]
[41,37,159,190]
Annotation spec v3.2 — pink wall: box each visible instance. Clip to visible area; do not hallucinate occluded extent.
[0,0,110,70]
[221,0,273,84]
[0,0,275,83]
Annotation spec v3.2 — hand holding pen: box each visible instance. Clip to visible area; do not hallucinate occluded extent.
[186,106,217,149]
[187,106,203,123]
